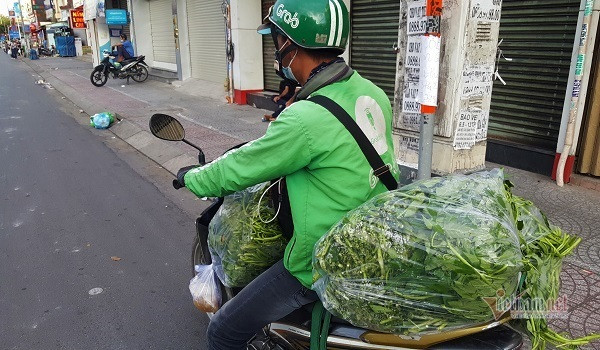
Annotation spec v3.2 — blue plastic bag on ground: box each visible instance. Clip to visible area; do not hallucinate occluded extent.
[90,112,115,129]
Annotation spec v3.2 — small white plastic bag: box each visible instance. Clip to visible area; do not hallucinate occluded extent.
[189,264,222,313]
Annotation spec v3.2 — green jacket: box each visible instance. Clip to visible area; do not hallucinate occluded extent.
[185,71,399,287]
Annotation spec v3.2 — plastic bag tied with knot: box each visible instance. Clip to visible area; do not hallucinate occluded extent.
[90,112,115,129]
[189,264,221,313]
[312,169,523,335]
[208,182,289,288]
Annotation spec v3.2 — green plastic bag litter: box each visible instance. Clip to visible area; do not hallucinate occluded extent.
[208,182,289,288]
[313,169,523,335]
[312,169,600,349]
[90,112,115,129]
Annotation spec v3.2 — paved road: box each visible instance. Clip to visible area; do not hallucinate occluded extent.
[0,55,209,349]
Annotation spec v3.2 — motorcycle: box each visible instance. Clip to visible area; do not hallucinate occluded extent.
[38,46,56,57]
[149,113,524,350]
[90,49,149,87]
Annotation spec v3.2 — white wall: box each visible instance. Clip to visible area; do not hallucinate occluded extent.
[230,0,263,91]
[86,19,99,66]
[176,0,191,80]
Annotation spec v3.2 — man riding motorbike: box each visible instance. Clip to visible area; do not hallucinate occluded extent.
[176,0,400,348]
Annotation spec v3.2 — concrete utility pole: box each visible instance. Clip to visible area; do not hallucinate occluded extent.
[394,0,503,176]
[17,0,30,52]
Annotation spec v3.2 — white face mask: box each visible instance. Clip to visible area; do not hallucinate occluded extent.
[277,40,299,83]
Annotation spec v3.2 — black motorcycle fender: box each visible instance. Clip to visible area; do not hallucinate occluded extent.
[93,64,109,75]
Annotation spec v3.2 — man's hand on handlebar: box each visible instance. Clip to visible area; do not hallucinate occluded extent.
[175,165,199,189]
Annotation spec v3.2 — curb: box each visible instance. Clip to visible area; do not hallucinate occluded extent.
[21,58,196,176]
[110,119,198,175]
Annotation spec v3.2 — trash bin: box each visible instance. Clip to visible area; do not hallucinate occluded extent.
[55,36,76,57]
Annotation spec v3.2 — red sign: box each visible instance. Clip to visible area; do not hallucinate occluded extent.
[70,9,86,29]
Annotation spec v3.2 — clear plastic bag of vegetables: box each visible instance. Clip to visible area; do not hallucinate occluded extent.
[208,182,289,288]
[189,264,221,313]
[312,169,523,335]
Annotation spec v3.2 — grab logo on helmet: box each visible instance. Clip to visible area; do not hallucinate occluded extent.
[276,4,300,29]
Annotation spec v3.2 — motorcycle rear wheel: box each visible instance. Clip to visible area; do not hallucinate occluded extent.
[131,65,149,83]
[90,69,108,87]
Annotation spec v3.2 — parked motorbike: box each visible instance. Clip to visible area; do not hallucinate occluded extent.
[38,46,56,57]
[90,49,148,87]
[149,113,524,350]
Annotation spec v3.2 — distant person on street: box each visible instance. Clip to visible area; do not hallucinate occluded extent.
[112,34,134,62]
[262,77,298,122]
[10,41,17,59]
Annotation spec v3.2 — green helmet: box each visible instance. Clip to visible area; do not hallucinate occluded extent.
[257,0,350,52]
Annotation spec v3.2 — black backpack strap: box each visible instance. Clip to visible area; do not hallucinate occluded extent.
[308,95,398,191]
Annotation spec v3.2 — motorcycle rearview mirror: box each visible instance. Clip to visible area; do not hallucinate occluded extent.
[149,114,206,165]
[150,113,185,141]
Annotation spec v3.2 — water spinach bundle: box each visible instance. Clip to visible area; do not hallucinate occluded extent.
[313,169,599,349]
[209,182,288,287]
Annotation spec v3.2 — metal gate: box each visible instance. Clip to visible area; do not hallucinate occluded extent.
[262,0,278,91]
[186,0,226,83]
[350,0,401,101]
[489,0,580,150]
[149,0,176,65]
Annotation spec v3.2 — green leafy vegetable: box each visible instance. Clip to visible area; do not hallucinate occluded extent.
[313,169,523,334]
[313,169,600,349]
[209,182,288,287]
[509,195,600,349]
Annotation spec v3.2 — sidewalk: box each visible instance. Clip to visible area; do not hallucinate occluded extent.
[19,56,600,349]
[23,55,271,164]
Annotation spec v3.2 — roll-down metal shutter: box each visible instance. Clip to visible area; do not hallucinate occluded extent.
[262,0,279,91]
[351,0,400,101]
[186,0,226,83]
[149,0,176,65]
[489,0,580,150]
